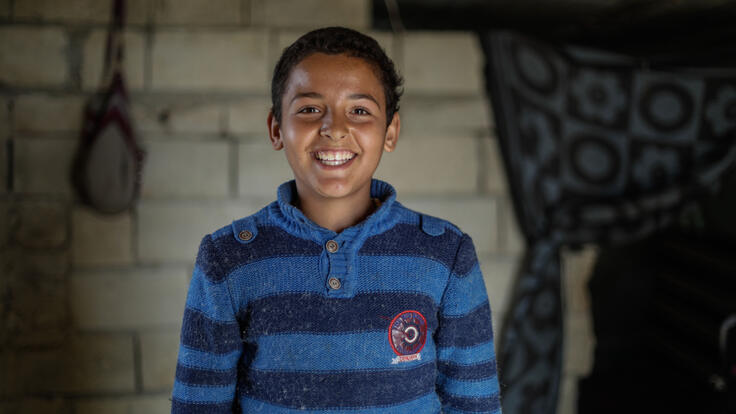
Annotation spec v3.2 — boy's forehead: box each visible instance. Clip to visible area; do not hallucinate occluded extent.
[284,53,385,103]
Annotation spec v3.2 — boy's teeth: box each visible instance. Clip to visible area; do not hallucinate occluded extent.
[315,151,355,165]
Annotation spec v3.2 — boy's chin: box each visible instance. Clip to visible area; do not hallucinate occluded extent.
[300,178,371,201]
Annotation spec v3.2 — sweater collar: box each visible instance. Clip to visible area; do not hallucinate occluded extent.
[270,179,399,242]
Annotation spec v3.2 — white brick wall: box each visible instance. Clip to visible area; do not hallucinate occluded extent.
[14,0,111,24]
[0,399,69,414]
[399,96,493,137]
[140,331,180,390]
[13,138,76,195]
[14,94,86,134]
[14,200,67,248]
[0,334,135,394]
[153,0,243,25]
[140,140,231,198]
[228,97,271,136]
[402,32,484,95]
[0,27,68,87]
[375,134,480,195]
[75,396,172,414]
[498,198,526,255]
[238,140,294,197]
[479,255,518,328]
[251,0,370,29]
[480,136,508,195]
[72,206,134,266]
[70,267,189,329]
[132,97,227,135]
[151,29,269,92]
[14,0,149,25]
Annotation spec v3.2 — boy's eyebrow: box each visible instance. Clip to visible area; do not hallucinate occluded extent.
[348,93,381,108]
[291,92,322,103]
[290,92,381,108]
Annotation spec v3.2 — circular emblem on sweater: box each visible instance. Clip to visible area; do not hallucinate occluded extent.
[389,310,427,356]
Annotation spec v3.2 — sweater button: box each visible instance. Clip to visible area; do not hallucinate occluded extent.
[238,230,253,241]
[328,277,341,290]
[325,240,339,253]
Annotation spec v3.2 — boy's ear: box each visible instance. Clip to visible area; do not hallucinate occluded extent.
[267,110,284,150]
[383,112,400,153]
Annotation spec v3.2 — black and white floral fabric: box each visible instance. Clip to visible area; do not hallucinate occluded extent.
[480,31,736,414]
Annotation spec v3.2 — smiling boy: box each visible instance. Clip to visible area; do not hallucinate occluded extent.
[172,27,502,413]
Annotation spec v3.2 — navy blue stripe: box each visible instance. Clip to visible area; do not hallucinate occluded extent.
[175,364,237,387]
[181,308,241,354]
[453,234,479,276]
[242,292,437,335]
[195,235,227,282]
[240,362,437,409]
[212,225,321,278]
[360,223,465,271]
[436,302,493,348]
[171,399,233,413]
[438,360,497,380]
[438,390,501,412]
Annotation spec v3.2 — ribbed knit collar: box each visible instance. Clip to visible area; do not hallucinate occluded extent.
[269,179,400,244]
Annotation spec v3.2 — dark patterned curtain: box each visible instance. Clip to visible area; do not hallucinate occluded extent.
[479,31,736,414]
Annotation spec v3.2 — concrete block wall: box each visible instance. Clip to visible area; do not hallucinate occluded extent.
[0,1,593,412]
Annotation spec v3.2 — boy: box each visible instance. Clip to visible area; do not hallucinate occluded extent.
[172,27,501,413]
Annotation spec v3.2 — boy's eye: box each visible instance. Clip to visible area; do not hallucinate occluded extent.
[297,107,320,114]
[352,108,370,115]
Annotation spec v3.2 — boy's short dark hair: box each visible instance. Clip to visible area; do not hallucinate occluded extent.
[271,26,403,126]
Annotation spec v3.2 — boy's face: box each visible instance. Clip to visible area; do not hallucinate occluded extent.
[268,52,399,204]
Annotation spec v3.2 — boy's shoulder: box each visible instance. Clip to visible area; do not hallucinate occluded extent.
[392,201,465,238]
[208,203,273,244]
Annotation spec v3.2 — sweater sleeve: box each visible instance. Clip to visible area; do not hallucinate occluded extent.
[435,234,502,414]
[172,234,243,413]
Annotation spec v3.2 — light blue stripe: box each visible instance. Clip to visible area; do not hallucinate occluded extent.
[437,340,496,365]
[251,331,436,371]
[228,255,450,305]
[239,391,441,413]
[443,407,502,414]
[356,256,449,304]
[185,266,237,322]
[177,344,241,371]
[441,265,490,316]
[172,381,235,403]
[437,373,500,398]
[228,256,323,303]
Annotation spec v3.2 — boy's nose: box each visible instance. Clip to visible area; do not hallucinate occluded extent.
[319,114,348,140]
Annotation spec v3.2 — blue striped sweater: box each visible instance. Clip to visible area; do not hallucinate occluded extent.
[172,179,502,413]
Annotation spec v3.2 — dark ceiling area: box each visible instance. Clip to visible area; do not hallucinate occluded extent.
[373,0,736,65]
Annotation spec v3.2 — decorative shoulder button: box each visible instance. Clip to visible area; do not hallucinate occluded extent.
[238,230,253,241]
[328,277,341,290]
[325,240,339,253]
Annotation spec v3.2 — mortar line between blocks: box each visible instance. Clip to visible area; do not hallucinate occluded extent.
[230,139,239,198]
[133,331,144,393]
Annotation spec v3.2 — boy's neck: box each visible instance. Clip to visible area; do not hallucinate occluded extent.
[295,186,377,233]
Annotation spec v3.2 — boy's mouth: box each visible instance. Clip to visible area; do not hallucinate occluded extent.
[314,150,356,166]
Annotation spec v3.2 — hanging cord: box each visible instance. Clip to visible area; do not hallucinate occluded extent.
[101,0,126,87]
[384,0,405,33]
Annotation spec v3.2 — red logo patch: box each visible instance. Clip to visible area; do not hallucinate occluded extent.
[388,310,427,357]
